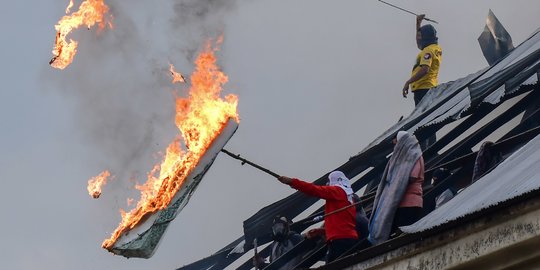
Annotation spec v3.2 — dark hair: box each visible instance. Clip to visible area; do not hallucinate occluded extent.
[432,168,450,186]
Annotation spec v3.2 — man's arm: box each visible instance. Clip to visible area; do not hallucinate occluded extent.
[402,65,429,97]
[290,232,305,245]
[278,176,343,200]
[407,66,429,84]
[416,14,425,31]
[253,254,268,269]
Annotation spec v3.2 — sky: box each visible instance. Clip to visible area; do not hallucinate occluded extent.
[1,0,539,269]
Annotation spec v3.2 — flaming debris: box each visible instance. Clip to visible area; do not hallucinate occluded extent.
[102,39,239,251]
[169,64,186,84]
[65,0,74,13]
[87,170,112,199]
[50,0,112,69]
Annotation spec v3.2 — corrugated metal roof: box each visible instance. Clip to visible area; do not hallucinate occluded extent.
[359,30,540,153]
[401,133,540,234]
[180,26,540,270]
[521,72,539,86]
[360,71,478,151]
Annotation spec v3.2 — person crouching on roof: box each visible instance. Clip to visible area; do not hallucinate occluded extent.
[368,131,425,245]
[277,171,358,263]
[253,215,304,269]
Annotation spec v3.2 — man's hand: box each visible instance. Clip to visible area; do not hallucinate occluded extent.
[417,14,425,24]
[416,14,425,31]
[402,82,409,98]
[304,228,326,240]
[278,176,292,185]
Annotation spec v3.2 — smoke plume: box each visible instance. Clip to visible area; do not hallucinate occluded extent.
[44,0,242,197]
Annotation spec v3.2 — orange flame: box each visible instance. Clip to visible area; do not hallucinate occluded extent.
[169,64,186,84]
[65,0,74,13]
[87,170,111,199]
[50,0,112,69]
[102,39,239,249]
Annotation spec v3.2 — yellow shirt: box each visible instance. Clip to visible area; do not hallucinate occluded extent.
[411,44,442,91]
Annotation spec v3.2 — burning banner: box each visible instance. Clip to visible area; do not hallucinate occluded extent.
[170,64,186,84]
[50,0,112,69]
[87,170,112,198]
[101,40,239,258]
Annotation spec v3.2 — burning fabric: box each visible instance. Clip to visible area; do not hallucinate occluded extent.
[101,40,239,258]
[170,64,187,83]
[87,170,112,198]
[50,0,112,69]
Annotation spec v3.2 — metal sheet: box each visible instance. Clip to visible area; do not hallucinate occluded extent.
[478,9,514,66]
[522,72,539,86]
[483,85,505,105]
[360,70,481,152]
[476,31,540,82]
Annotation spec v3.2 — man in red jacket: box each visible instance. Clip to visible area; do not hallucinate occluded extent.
[278,171,358,263]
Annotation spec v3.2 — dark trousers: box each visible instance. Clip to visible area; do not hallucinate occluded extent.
[413,89,429,105]
[413,89,436,150]
[391,207,423,235]
[326,238,357,263]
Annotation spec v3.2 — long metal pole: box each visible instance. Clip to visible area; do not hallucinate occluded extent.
[220,149,281,178]
[378,0,439,24]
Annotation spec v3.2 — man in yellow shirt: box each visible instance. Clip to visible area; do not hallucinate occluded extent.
[402,14,442,106]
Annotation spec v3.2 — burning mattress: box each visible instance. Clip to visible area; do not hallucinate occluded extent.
[106,119,238,258]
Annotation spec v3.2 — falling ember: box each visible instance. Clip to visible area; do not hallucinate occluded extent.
[102,39,239,251]
[50,0,112,69]
[169,64,186,84]
[87,170,111,199]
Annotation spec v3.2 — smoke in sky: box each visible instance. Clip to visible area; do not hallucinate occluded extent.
[43,0,242,196]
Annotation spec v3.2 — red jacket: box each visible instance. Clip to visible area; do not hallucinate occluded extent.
[290,179,358,242]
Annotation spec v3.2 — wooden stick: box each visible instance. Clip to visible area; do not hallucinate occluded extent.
[220,149,281,178]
